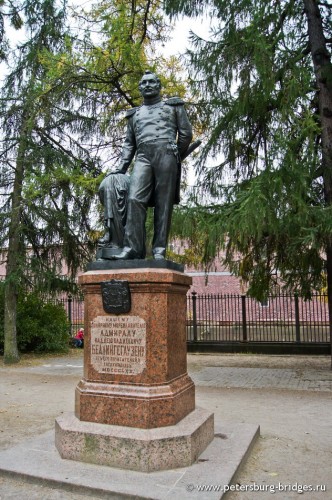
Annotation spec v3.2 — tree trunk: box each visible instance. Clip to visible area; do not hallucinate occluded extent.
[303,0,332,368]
[3,119,28,364]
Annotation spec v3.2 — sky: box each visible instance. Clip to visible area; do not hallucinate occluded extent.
[162,16,212,57]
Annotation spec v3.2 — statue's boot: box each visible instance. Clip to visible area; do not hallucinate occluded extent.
[111,247,137,260]
[153,253,165,260]
[152,247,166,260]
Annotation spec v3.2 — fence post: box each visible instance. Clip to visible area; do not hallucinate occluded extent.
[192,292,198,342]
[241,295,247,341]
[294,293,301,343]
[68,293,72,337]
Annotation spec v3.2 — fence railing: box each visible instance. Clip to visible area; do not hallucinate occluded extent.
[187,292,330,344]
[54,294,84,337]
[60,291,330,345]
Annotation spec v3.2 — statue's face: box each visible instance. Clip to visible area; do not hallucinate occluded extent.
[139,74,161,98]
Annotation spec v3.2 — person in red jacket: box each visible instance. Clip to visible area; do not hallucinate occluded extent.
[73,328,84,348]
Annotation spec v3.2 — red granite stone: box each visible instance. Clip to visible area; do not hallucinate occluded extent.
[75,268,195,428]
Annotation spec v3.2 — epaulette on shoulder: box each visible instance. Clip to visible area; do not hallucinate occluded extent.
[165,97,185,106]
[125,108,137,118]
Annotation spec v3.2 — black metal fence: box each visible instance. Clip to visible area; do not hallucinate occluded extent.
[186,292,330,345]
[62,292,330,347]
[54,294,85,337]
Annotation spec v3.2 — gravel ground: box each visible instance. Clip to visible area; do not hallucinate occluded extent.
[0,351,331,499]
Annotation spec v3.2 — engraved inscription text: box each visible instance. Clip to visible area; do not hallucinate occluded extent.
[90,316,146,375]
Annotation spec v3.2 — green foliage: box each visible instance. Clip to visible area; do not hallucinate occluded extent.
[0,0,99,290]
[165,0,332,301]
[1,0,189,288]
[169,205,220,268]
[1,0,190,360]
[0,0,23,60]
[0,287,69,354]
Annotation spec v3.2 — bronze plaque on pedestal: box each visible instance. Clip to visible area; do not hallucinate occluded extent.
[101,279,131,314]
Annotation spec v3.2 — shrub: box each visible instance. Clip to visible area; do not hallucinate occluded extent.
[0,287,69,354]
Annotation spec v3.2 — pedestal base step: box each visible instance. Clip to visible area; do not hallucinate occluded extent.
[55,407,214,472]
[0,422,260,499]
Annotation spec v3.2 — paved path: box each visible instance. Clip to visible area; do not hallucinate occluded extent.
[189,353,332,392]
[0,352,331,499]
[9,352,332,392]
[190,365,332,391]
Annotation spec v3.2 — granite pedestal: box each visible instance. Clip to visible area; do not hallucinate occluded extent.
[55,263,214,471]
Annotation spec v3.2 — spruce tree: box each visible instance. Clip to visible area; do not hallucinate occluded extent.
[164,0,332,360]
[0,0,85,363]
[1,0,187,362]
[0,0,22,59]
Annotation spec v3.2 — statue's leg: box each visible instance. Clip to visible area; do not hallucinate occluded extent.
[152,144,178,258]
[118,154,153,259]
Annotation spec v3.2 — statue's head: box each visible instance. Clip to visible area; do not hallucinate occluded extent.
[139,70,161,99]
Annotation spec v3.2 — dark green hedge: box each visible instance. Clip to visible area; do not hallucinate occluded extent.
[0,286,69,354]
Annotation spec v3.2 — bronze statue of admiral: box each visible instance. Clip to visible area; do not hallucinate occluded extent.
[99,70,198,260]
